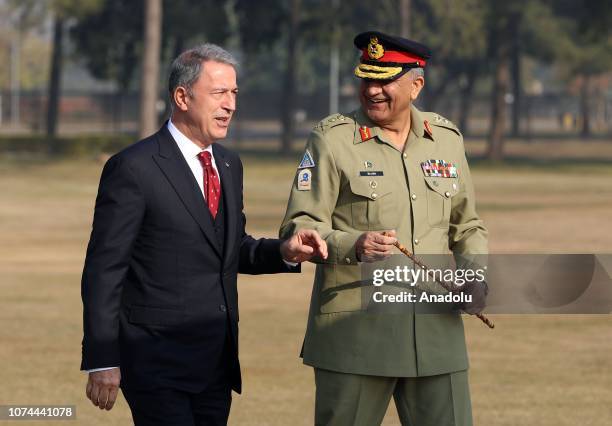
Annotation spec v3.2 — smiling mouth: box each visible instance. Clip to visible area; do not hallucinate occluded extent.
[214,117,231,126]
[366,97,388,105]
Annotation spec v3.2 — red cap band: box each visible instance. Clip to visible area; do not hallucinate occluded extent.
[361,49,426,67]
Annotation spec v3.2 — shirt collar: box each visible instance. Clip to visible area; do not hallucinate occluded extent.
[167,119,213,159]
[352,104,434,144]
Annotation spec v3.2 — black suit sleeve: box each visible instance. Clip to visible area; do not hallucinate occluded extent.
[235,157,300,275]
[81,155,145,370]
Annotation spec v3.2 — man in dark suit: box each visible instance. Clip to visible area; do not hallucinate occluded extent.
[81,43,327,426]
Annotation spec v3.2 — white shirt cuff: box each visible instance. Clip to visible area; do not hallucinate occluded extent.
[86,366,119,373]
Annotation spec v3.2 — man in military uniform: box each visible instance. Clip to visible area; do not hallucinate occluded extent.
[279,31,488,425]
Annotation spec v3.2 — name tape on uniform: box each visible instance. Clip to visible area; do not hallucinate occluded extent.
[420,159,458,178]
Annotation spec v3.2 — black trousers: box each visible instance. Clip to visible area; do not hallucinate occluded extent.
[122,335,234,426]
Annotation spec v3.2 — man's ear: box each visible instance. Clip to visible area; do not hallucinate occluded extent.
[410,76,425,101]
[173,87,190,111]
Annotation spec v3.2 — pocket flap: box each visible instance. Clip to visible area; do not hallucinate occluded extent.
[349,178,392,200]
[423,176,459,198]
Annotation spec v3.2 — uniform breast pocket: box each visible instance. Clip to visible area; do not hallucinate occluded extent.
[348,178,397,231]
[423,176,459,228]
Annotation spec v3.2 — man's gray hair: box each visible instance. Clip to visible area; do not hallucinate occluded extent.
[168,43,238,101]
[410,67,424,78]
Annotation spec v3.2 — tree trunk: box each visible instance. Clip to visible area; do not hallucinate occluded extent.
[400,0,411,37]
[510,15,521,137]
[329,0,340,115]
[139,0,162,139]
[486,19,512,161]
[281,0,301,154]
[458,68,478,136]
[580,74,591,137]
[46,16,64,148]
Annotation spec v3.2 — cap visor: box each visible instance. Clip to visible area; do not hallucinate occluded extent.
[354,63,404,80]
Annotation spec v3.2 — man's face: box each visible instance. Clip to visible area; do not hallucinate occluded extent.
[185,61,238,145]
[359,71,423,127]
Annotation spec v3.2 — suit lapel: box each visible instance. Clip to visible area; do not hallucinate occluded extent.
[152,125,222,258]
[213,144,238,262]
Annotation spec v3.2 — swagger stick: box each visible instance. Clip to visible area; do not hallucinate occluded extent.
[390,239,495,329]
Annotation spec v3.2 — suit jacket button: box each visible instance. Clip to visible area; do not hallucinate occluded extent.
[219,305,227,312]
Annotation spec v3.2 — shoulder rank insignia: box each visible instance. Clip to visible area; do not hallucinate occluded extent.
[421,159,458,178]
[298,150,316,169]
[359,126,372,142]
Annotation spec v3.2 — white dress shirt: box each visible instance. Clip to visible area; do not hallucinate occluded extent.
[167,119,220,196]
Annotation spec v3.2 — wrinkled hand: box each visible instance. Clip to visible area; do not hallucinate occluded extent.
[86,368,121,411]
[281,229,328,263]
[456,281,488,315]
[355,230,397,263]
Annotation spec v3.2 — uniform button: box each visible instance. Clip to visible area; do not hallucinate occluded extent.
[414,239,419,245]
[345,258,351,264]
[411,193,417,200]
[444,191,451,198]
[452,183,457,190]
[370,181,378,188]
[371,193,378,199]
[402,153,408,159]
[219,305,227,312]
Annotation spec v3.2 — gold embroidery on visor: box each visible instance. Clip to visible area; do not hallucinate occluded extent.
[354,63,403,80]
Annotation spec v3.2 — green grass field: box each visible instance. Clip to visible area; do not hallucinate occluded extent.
[1,148,611,425]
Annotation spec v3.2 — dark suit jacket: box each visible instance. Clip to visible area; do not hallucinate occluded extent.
[81,124,296,393]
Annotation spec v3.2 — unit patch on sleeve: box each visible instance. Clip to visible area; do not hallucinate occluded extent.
[297,168,312,191]
[298,150,316,169]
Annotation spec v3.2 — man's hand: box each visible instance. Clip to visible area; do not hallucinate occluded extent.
[281,229,328,263]
[86,368,121,411]
[355,230,397,262]
[456,281,488,315]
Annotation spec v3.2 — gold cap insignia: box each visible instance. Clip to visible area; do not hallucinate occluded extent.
[367,37,384,60]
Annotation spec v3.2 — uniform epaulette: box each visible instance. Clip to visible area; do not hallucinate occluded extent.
[425,112,461,137]
[314,113,352,133]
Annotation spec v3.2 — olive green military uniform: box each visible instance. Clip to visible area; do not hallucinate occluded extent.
[279,105,488,425]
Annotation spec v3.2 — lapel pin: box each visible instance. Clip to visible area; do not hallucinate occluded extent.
[225,162,230,168]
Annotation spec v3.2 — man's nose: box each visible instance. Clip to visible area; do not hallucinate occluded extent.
[363,81,383,96]
[222,93,236,112]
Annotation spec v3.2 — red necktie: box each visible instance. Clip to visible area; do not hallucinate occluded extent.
[197,151,220,219]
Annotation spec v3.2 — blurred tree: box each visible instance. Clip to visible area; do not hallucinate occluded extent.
[484,1,525,161]
[139,0,162,138]
[400,0,411,37]
[45,0,102,145]
[71,0,229,132]
[410,0,488,123]
[280,0,302,154]
[552,0,612,136]
[2,0,48,126]
[236,0,303,153]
